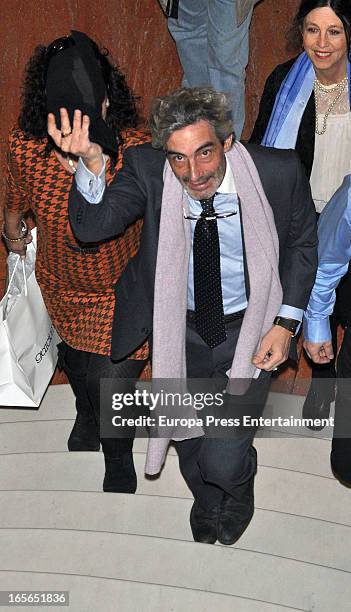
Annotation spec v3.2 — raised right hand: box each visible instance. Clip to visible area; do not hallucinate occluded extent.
[47,108,103,170]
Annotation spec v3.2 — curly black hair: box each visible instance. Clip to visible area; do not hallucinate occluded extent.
[18,37,139,157]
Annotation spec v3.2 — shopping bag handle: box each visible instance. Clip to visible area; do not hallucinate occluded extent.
[5,256,28,298]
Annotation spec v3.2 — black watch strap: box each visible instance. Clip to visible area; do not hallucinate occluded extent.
[273,316,300,336]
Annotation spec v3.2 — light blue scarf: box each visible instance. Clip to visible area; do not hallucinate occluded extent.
[262,52,351,149]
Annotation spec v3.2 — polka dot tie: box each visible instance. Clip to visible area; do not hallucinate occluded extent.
[193,194,227,348]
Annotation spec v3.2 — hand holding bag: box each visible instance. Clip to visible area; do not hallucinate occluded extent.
[0,228,60,407]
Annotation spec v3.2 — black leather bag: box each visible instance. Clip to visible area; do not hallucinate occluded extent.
[159,0,179,18]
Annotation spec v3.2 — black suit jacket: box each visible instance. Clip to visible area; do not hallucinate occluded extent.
[69,142,317,360]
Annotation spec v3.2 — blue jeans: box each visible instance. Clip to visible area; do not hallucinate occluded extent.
[168,0,253,137]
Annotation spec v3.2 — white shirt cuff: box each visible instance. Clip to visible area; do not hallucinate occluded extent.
[277,304,303,333]
[303,316,332,343]
[75,156,106,203]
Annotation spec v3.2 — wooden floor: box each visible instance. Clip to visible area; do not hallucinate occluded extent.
[0,385,350,612]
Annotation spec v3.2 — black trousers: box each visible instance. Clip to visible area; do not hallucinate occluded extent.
[331,326,351,482]
[58,342,147,458]
[175,318,271,509]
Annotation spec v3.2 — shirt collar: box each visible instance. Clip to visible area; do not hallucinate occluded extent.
[216,155,236,195]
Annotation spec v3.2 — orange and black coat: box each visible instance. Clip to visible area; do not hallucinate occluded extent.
[5,127,150,358]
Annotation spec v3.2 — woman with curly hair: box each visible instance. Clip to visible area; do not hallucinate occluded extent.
[3,31,150,493]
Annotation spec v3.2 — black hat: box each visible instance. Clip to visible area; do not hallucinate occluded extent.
[45,30,118,153]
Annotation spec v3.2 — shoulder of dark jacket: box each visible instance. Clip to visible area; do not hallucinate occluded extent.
[244,141,301,167]
[267,55,300,84]
[122,142,166,171]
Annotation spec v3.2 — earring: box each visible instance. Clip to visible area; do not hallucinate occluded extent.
[106,98,110,108]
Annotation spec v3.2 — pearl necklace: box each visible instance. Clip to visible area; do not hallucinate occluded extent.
[314,76,348,135]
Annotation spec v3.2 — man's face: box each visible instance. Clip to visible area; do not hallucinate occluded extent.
[165,120,233,200]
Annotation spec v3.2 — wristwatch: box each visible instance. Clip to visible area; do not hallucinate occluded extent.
[273,316,300,337]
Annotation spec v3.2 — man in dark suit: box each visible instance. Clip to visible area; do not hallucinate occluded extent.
[48,87,317,545]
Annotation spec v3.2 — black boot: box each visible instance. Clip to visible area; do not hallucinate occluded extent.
[102,438,137,493]
[57,342,100,452]
[331,438,351,486]
[217,475,255,545]
[68,414,100,452]
[302,378,335,431]
[190,501,220,544]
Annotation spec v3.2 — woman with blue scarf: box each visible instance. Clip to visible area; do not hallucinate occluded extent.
[251,0,351,430]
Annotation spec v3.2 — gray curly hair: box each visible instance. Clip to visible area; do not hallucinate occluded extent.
[149,87,235,149]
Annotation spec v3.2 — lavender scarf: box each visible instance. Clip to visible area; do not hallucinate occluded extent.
[145,141,283,475]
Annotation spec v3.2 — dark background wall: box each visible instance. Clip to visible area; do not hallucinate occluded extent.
[1,0,310,390]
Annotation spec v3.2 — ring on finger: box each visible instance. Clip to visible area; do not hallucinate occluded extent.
[272,367,278,371]
[61,130,72,138]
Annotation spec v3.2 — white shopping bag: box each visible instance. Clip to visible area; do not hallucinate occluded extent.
[0,228,60,407]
